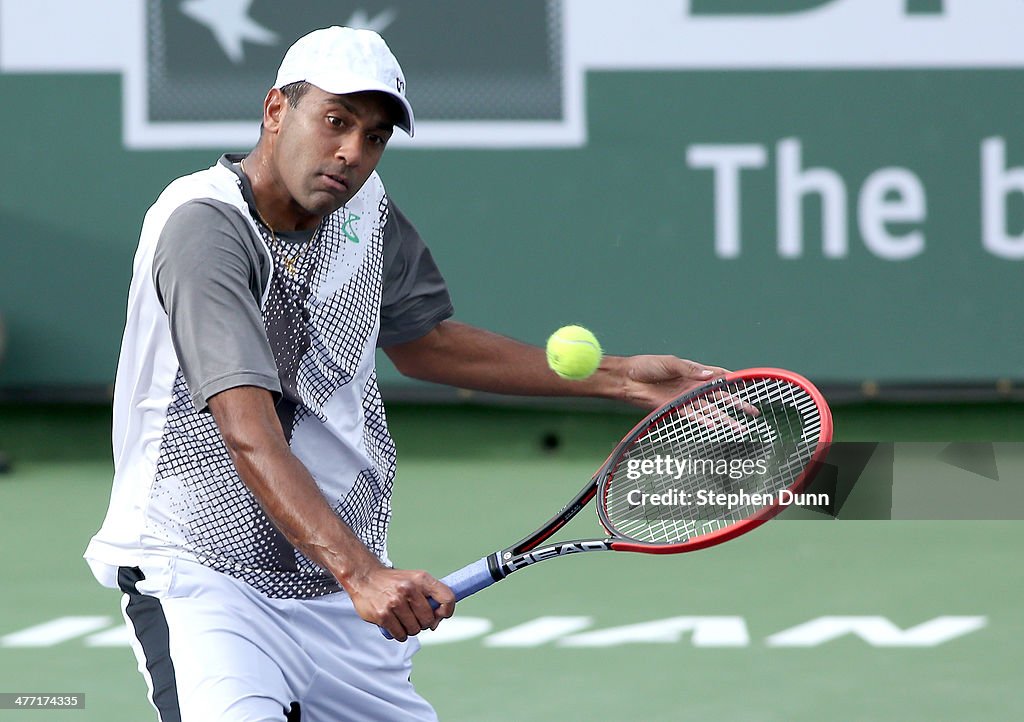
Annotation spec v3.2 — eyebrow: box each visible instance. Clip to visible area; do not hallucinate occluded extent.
[324,96,395,132]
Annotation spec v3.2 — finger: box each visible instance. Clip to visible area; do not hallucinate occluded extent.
[691,409,744,434]
[680,398,748,433]
[710,390,760,417]
[674,358,729,380]
[431,605,453,630]
[407,586,439,632]
[428,579,456,608]
[686,360,728,378]
[381,611,409,643]
[708,397,753,432]
[668,358,715,380]
[391,602,424,640]
[426,581,456,628]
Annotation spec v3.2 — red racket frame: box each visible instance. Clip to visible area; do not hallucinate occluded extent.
[595,367,833,555]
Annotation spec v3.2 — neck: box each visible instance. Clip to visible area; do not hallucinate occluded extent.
[242,148,321,232]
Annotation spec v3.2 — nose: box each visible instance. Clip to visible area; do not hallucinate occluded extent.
[335,133,361,168]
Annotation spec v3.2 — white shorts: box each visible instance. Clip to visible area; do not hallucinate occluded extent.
[116,557,437,722]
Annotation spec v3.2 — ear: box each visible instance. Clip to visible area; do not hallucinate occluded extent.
[263,88,287,134]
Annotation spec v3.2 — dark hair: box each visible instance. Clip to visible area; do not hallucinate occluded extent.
[279,81,313,108]
[258,81,311,136]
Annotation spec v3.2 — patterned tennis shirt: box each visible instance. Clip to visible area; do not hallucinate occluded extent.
[85,154,452,599]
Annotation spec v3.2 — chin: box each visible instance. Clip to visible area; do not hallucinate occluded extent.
[305,193,348,217]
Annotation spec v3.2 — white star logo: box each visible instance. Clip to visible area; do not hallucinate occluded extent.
[345,8,398,34]
[179,0,278,64]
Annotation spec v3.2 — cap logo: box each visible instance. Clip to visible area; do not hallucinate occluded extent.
[396,77,406,94]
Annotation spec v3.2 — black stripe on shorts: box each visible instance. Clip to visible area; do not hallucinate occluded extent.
[118,566,182,722]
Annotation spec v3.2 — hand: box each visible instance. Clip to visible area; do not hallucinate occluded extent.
[346,565,456,642]
[616,355,728,410]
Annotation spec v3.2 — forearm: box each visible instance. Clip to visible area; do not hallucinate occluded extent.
[229,441,380,585]
[387,320,725,410]
[209,388,380,589]
[209,385,455,639]
[388,320,627,400]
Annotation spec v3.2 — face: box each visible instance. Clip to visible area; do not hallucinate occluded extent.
[264,85,396,227]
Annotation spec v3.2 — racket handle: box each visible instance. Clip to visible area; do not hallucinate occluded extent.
[440,556,496,601]
[379,556,495,640]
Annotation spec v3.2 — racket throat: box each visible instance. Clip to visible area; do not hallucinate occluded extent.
[496,539,613,577]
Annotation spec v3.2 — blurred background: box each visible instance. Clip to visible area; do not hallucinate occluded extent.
[1,1,1022,720]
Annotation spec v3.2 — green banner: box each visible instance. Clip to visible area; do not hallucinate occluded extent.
[0,1,1020,391]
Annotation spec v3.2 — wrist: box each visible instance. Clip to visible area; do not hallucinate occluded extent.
[588,355,629,402]
[321,539,385,592]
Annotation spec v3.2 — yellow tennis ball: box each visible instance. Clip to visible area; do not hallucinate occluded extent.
[546,325,602,380]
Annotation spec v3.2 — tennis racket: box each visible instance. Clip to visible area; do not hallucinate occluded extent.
[382,367,832,639]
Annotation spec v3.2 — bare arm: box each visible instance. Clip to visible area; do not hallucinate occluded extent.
[385,320,727,410]
[207,385,454,641]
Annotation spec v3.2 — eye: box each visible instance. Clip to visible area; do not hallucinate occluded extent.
[368,134,387,148]
[326,115,345,128]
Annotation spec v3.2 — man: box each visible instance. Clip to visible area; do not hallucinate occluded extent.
[85,26,725,721]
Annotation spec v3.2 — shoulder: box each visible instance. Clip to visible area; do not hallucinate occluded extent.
[143,161,247,238]
[160,199,251,249]
[142,161,266,265]
[156,163,244,215]
[150,165,268,290]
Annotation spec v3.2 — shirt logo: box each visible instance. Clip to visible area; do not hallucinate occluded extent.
[341,212,361,244]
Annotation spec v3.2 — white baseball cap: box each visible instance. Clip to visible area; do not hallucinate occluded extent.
[274,26,414,136]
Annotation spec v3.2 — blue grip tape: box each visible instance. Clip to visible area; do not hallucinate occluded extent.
[440,557,495,601]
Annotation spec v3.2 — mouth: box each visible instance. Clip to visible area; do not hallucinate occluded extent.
[321,173,349,193]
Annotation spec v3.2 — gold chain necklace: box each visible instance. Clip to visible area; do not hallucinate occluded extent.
[240,159,318,277]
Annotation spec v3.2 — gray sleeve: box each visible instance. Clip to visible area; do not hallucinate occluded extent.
[153,199,281,412]
[377,202,454,347]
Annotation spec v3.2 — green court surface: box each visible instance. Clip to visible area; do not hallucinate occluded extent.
[0,402,1021,721]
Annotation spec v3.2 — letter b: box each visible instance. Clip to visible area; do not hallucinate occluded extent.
[982,137,1024,259]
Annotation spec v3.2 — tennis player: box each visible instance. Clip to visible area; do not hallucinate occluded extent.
[84,26,725,721]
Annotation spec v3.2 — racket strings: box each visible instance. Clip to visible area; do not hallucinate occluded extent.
[603,377,823,545]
